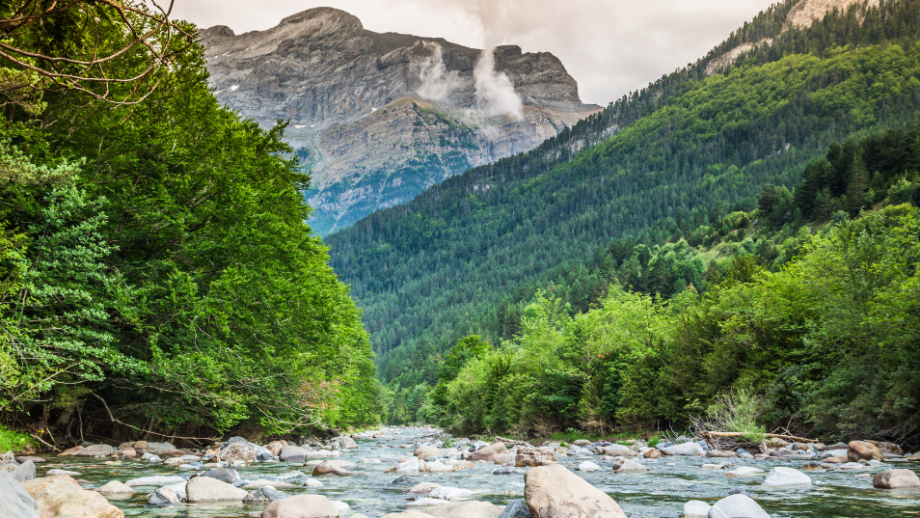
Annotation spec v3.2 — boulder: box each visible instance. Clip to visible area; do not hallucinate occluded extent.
[0,471,38,518]
[22,475,124,518]
[77,444,115,457]
[873,469,920,489]
[524,463,627,518]
[415,446,447,459]
[430,486,474,501]
[94,481,136,494]
[500,501,533,518]
[680,500,711,517]
[762,467,811,487]
[425,501,503,518]
[328,436,359,449]
[723,467,764,477]
[281,446,310,463]
[643,449,663,459]
[145,441,177,454]
[15,457,46,464]
[877,442,903,455]
[11,460,36,482]
[113,448,136,458]
[200,467,240,483]
[515,448,557,468]
[125,475,186,487]
[662,443,706,456]
[148,487,181,505]
[244,486,291,503]
[312,460,355,477]
[267,440,289,457]
[707,450,738,458]
[409,482,442,494]
[612,459,649,473]
[392,476,422,485]
[468,442,509,462]
[185,476,249,502]
[848,441,883,462]
[305,459,357,468]
[59,446,84,456]
[492,466,519,475]
[262,494,339,518]
[708,494,770,518]
[597,444,630,456]
[576,461,601,472]
[132,440,149,454]
[47,469,81,476]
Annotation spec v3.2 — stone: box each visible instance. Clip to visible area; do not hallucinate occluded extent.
[492,466,519,475]
[116,442,135,450]
[878,442,903,455]
[597,444,630,456]
[330,501,350,513]
[724,467,764,477]
[245,479,298,489]
[466,442,510,463]
[186,476,250,502]
[60,446,84,456]
[0,471,38,518]
[425,501,503,518]
[281,446,310,463]
[22,475,124,518]
[145,441,177,454]
[312,460,354,476]
[47,469,81,476]
[613,459,649,473]
[94,480,136,493]
[430,486,474,501]
[822,449,848,459]
[201,467,241,483]
[141,452,162,463]
[328,436,359,449]
[77,444,116,457]
[524,463,627,518]
[573,440,592,447]
[680,500,711,517]
[708,494,770,518]
[848,441,884,462]
[244,486,291,503]
[304,450,340,458]
[873,469,920,489]
[15,457,45,464]
[643,449,663,459]
[500,501,533,518]
[262,494,340,518]
[762,467,811,487]
[267,440,289,456]
[407,498,450,507]
[392,475,422,485]
[576,461,601,472]
[148,488,181,505]
[838,462,865,470]
[662,443,706,456]
[112,448,136,458]
[125,475,186,487]
[707,450,738,458]
[515,448,557,468]
[409,482,442,494]
[304,478,325,487]
[11,460,36,482]
[415,446,446,459]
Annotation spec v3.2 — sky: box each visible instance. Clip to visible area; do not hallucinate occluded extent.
[168,0,779,106]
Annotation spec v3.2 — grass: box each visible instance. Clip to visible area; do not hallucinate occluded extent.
[0,425,36,452]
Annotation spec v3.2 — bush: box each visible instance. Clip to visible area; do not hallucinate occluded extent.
[0,425,36,452]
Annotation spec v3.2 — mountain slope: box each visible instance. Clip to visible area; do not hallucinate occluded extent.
[199,8,600,234]
[324,0,920,385]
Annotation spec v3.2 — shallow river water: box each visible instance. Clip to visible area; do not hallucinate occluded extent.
[35,427,920,518]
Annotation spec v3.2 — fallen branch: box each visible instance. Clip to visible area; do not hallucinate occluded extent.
[701,431,818,443]
[29,433,58,452]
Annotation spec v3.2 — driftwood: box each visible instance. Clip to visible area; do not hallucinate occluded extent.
[700,431,818,443]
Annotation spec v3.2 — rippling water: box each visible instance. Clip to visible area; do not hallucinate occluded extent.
[35,427,920,517]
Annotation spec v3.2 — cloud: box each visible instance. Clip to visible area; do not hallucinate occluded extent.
[412,42,464,103]
[473,46,523,120]
[170,0,778,105]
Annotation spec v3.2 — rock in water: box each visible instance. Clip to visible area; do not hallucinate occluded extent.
[515,448,557,467]
[0,471,38,518]
[262,494,339,518]
[662,443,706,456]
[612,459,649,473]
[680,500,711,517]
[11,460,36,482]
[93,481,136,494]
[328,436,359,450]
[244,486,291,503]
[709,494,770,518]
[77,444,115,457]
[281,446,310,462]
[392,476,422,485]
[575,461,601,472]
[425,501,503,518]
[500,501,533,518]
[312,460,354,476]
[429,486,473,501]
[21,474,125,518]
[873,469,920,489]
[468,442,510,462]
[762,467,812,487]
[408,482,441,494]
[848,441,884,462]
[524,463,627,518]
[724,467,764,477]
[148,488,182,505]
[200,468,240,483]
[185,476,249,502]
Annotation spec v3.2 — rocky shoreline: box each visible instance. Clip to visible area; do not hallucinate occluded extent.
[1,428,919,518]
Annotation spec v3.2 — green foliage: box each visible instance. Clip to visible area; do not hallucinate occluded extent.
[705,389,767,443]
[0,425,36,452]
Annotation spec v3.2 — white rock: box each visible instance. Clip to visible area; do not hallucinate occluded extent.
[576,461,602,472]
[709,494,770,518]
[429,486,473,501]
[762,466,812,487]
[681,500,711,517]
[304,478,324,487]
[838,462,865,470]
[724,467,764,477]
[46,469,80,476]
[330,500,350,512]
[663,443,706,456]
[405,497,447,507]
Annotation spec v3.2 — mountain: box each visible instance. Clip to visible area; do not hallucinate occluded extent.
[199,8,601,235]
[323,0,920,386]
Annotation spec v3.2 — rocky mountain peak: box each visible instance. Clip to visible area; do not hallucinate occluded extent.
[278,7,363,30]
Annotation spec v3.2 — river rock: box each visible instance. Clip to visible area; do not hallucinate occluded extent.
[643,449,663,458]
[597,444,630,456]
[132,441,148,454]
[60,446,84,456]
[94,480,136,493]
[415,446,446,459]
[877,442,903,455]
[724,467,764,477]
[305,459,357,468]
[313,460,355,476]
[762,467,811,487]
[708,450,738,458]
[11,460,36,482]
[145,442,177,454]
[427,461,455,473]
[663,443,706,456]
[873,469,920,489]
[304,478,325,487]
[47,469,81,476]
[200,467,240,483]
[576,461,601,472]
[267,440,289,456]
[244,486,291,503]
[680,500,711,517]
[262,494,339,518]
[425,501,503,518]
[220,437,272,463]
[329,436,359,449]
[430,486,474,501]
[708,494,770,518]
[500,501,533,518]
[112,447,136,458]
[822,449,848,459]
[186,476,249,502]
[0,471,38,518]
[22,474,124,518]
[392,475,422,485]
[76,444,115,457]
[407,497,450,507]
[613,459,649,473]
[148,488,181,505]
[493,466,519,475]
[16,456,45,464]
[468,442,509,462]
[125,475,186,487]
[848,441,883,461]
[409,482,442,493]
[281,446,310,463]
[515,448,557,468]
[524,463,627,518]
[141,452,162,463]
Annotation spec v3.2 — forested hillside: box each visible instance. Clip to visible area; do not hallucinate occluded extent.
[0,1,379,444]
[327,0,920,394]
[418,128,920,443]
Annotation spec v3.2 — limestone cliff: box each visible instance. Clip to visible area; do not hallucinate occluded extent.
[200,8,601,234]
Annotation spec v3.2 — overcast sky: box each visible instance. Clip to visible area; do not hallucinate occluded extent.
[169,0,777,106]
